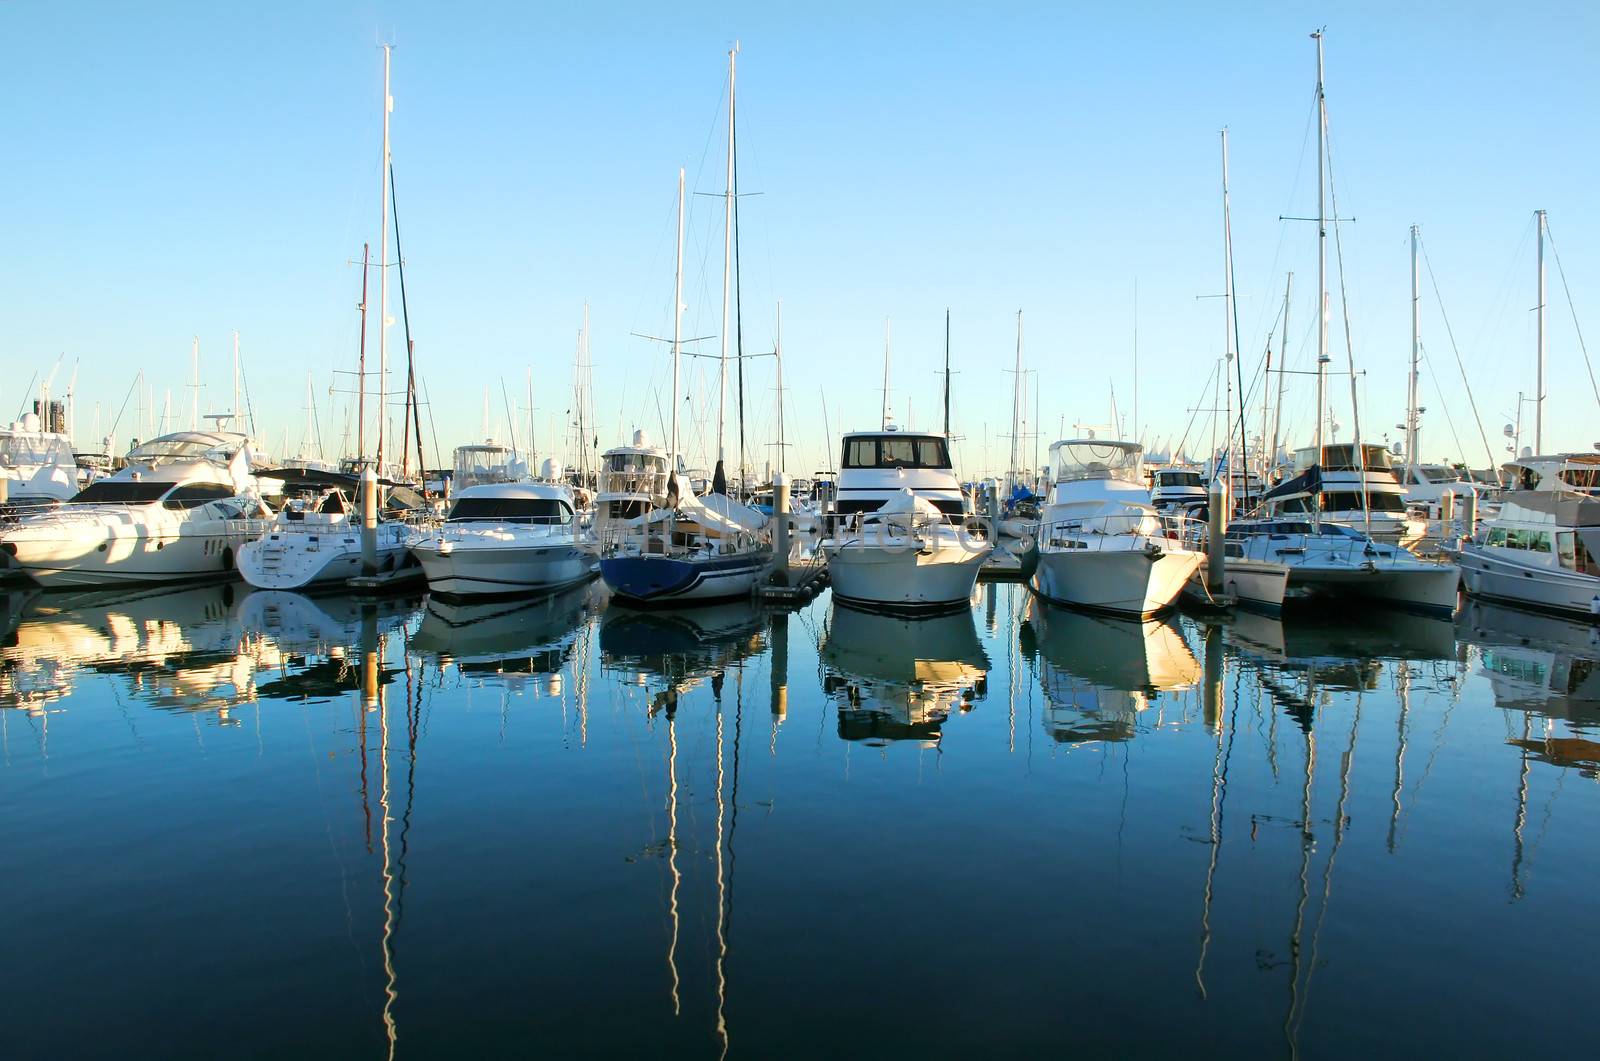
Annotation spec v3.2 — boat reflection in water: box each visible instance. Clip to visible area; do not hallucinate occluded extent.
[410,581,600,695]
[1458,598,1600,774]
[0,582,275,721]
[600,599,767,713]
[1020,598,1200,744]
[820,602,989,745]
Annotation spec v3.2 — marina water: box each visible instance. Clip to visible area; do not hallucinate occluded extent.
[1,582,1596,1057]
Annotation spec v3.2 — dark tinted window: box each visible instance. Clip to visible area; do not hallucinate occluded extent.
[163,484,236,510]
[71,481,170,504]
[448,497,571,523]
[841,436,950,470]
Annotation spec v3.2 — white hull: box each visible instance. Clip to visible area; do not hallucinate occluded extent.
[414,540,597,598]
[1459,547,1600,618]
[1032,544,1201,618]
[825,540,988,612]
[1285,562,1460,613]
[239,524,414,591]
[1186,557,1289,611]
[2,522,261,587]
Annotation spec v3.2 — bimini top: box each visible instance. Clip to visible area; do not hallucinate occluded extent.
[1047,439,1143,484]
[127,431,252,464]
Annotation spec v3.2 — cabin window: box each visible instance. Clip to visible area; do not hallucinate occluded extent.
[1557,532,1577,569]
[840,436,951,470]
[1529,531,1552,553]
[163,483,236,510]
[1486,528,1508,547]
[1277,496,1310,513]
[70,481,171,504]
[449,497,573,524]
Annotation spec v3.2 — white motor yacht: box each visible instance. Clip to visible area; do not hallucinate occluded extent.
[0,431,271,587]
[1030,439,1202,619]
[1149,465,1208,515]
[821,430,990,614]
[411,481,596,599]
[0,410,78,513]
[1260,443,1425,545]
[1458,490,1600,618]
[237,471,424,591]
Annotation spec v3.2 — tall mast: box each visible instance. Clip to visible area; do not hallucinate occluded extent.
[190,337,199,430]
[1009,310,1022,488]
[881,319,892,429]
[377,43,393,472]
[717,44,737,486]
[1312,29,1328,532]
[1408,224,1421,473]
[942,308,951,438]
[671,168,685,464]
[1535,208,1547,454]
[1271,272,1293,477]
[1221,128,1235,490]
[1132,281,1139,445]
[357,242,370,462]
[232,329,241,432]
[775,300,786,475]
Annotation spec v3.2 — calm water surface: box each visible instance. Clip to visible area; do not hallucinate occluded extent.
[1,580,1596,1058]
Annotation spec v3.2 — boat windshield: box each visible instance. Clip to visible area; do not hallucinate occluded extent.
[71,481,171,504]
[1301,443,1393,472]
[1051,441,1142,484]
[1156,471,1204,488]
[0,436,74,467]
[601,451,667,496]
[448,497,572,524]
[128,437,229,462]
[841,435,951,470]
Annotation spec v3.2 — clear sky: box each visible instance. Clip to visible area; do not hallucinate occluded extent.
[3,1,1596,479]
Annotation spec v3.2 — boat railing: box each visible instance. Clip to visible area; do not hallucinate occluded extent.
[823,510,993,555]
[599,511,768,558]
[1040,511,1201,553]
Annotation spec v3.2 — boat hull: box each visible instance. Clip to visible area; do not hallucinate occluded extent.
[1031,544,1201,619]
[1186,557,1289,612]
[824,541,988,615]
[1285,562,1460,614]
[239,525,414,591]
[413,540,597,599]
[0,522,260,587]
[1458,546,1600,619]
[600,548,771,605]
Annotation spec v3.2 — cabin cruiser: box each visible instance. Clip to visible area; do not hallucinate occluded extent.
[1397,462,1480,519]
[450,440,530,492]
[1458,490,1600,618]
[1500,452,1600,496]
[820,431,990,614]
[0,431,271,587]
[1030,439,1202,619]
[236,470,425,591]
[593,431,671,545]
[411,481,595,599]
[1149,465,1207,515]
[1226,517,1459,614]
[0,410,78,513]
[1260,444,1424,545]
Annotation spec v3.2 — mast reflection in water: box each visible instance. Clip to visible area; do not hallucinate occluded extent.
[0,582,1596,1057]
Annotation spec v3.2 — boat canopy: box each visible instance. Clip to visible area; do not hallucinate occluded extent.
[1047,440,1143,485]
[127,431,250,463]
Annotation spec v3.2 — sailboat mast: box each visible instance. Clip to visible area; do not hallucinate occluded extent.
[1408,224,1421,473]
[377,43,392,473]
[1221,128,1236,492]
[1272,272,1293,479]
[671,168,685,464]
[881,319,892,430]
[717,45,737,483]
[943,308,951,438]
[1535,208,1547,454]
[1313,29,1328,532]
[190,337,199,431]
[775,300,786,475]
[231,330,241,431]
[1009,310,1022,488]
[357,242,370,462]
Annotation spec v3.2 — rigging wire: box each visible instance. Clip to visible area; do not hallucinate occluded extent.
[1541,222,1600,414]
[1419,238,1500,470]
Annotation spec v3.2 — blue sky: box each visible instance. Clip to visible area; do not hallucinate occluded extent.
[3,1,1596,478]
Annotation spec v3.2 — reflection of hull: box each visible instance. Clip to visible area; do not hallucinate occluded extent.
[1457,597,1600,725]
[1031,544,1200,618]
[1229,606,1456,668]
[239,523,414,590]
[824,539,987,614]
[600,599,766,695]
[1022,602,1198,745]
[412,537,596,599]
[409,582,597,664]
[1458,544,1600,619]
[600,547,770,605]
[821,605,989,743]
[235,590,419,653]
